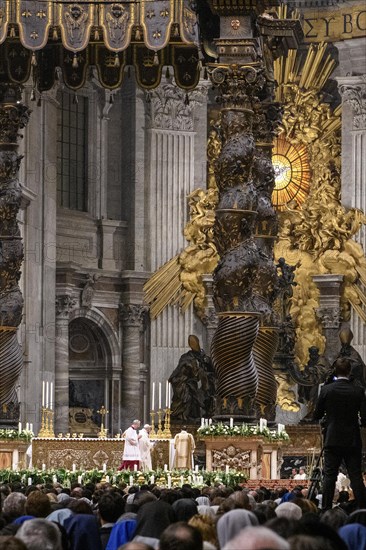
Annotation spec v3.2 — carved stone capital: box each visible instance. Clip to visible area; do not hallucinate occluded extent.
[146,82,207,131]
[120,303,148,328]
[203,307,219,329]
[316,307,341,329]
[56,295,77,318]
[0,86,31,145]
[338,77,366,130]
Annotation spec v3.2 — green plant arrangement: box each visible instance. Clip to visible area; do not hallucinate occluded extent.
[197,422,290,442]
[0,429,34,442]
[0,467,247,488]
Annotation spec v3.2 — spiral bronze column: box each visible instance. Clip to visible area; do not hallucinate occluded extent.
[0,84,30,423]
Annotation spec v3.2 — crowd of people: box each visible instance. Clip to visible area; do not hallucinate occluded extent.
[0,477,365,550]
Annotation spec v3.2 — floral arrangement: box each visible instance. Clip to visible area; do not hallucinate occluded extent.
[197,422,290,442]
[0,429,34,442]
[0,467,247,488]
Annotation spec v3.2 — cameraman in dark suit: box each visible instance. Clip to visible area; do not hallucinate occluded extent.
[313,356,366,510]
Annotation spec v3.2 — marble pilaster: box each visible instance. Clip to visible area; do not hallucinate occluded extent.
[120,304,148,424]
[55,294,76,433]
[312,274,343,363]
[145,81,208,389]
[337,75,366,359]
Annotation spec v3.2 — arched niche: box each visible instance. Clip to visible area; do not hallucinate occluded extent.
[68,308,121,435]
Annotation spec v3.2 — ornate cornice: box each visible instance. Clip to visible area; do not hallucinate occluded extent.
[338,76,366,130]
[146,81,208,131]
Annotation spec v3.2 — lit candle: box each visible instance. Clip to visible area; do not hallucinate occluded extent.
[105,475,110,483]
[103,463,107,472]
[201,418,204,427]
[42,463,46,471]
[225,465,229,474]
[134,464,138,472]
[164,464,168,472]
[26,422,29,431]
[180,475,184,486]
[150,474,155,484]
[195,465,199,473]
[209,419,212,425]
[129,475,133,486]
[260,418,267,431]
[77,475,82,484]
[230,417,234,428]
[169,383,172,405]
[165,380,169,407]
[46,382,49,409]
[42,381,45,407]
[18,422,22,433]
[28,477,32,486]
[159,383,162,409]
[152,382,155,411]
[167,474,172,489]
[30,423,33,433]
[50,382,53,410]
[72,463,76,472]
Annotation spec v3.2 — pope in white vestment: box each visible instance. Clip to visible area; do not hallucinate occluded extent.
[139,424,153,471]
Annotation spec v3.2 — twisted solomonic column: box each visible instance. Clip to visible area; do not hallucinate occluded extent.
[208,67,264,421]
[0,84,30,415]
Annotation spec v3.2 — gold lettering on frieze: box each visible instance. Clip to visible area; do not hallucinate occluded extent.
[302,4,366,42]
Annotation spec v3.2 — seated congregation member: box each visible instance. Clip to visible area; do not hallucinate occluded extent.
[98,492,125,550]
[188,514,218,550]
[159,522,203,550]
[64,513,103,550]
[171,499,198,522]
[222,526,289,550]
[16,518,63,550]
[132,500,176,549]
[24,490,52,519]
[118,543,154,550]
[216,509,258,549]
[339,524,366,550]
[0,536,27,550]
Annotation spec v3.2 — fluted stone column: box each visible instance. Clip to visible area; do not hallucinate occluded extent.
[146,82,208,389]
[120,304,148,424]
[337,76,366,359]
[55,294,75,433]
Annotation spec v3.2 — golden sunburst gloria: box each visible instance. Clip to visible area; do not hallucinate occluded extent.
[271,137,311,211]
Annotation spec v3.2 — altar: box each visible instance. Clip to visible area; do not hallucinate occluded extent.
[203,436,283,479]
[32,437,171,471]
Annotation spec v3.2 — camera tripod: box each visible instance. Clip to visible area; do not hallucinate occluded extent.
[307,445,324,502]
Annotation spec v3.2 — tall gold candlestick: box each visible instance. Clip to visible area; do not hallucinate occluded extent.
[157,409,163,438]
[163,408,172,438]
[150,411,156,436]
